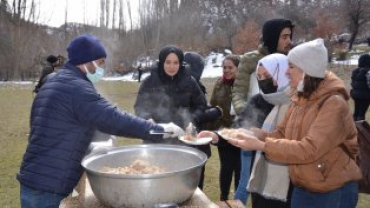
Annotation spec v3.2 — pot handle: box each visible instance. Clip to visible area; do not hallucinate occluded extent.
[89,146,111,155]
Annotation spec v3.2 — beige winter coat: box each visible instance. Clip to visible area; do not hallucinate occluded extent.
[265,71,362,192]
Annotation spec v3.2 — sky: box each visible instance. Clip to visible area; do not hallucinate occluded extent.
[35,0,138,28]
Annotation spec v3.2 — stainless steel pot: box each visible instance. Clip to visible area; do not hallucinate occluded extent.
[81,144,207,208]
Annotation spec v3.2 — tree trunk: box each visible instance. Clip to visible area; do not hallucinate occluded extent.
[348,27,358,50]
[100,0,105,27]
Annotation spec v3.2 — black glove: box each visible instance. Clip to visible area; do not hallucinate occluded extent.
[202,106,222,122]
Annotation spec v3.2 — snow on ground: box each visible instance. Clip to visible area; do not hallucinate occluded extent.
[103,72,150,82]
[202,52,224,78]
[1,52,368,84]
[0,81,33,85]
[332,54,361,66]
[103,52,225,81]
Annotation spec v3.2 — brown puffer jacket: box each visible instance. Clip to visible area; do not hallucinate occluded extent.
[265,71,362,192]
[231,45,269,114]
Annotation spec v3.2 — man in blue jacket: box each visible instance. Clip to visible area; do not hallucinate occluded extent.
[17,34,183,208]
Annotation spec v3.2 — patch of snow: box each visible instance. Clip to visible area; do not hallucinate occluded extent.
[224,49,232,54]
[332,54,364,66]
[102,72,150,82]
[0,81,33,85]
[333,59,358,66]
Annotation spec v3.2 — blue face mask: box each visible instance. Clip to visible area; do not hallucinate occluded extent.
[84,61,104,83]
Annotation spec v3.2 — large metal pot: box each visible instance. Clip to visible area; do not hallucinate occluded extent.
[81,144,207,208]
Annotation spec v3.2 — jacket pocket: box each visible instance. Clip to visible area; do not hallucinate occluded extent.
[293,162,326,183]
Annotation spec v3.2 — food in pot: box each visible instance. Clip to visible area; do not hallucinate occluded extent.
[100,159,166,174]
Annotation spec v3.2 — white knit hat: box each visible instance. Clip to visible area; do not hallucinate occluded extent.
[287,38,328,78]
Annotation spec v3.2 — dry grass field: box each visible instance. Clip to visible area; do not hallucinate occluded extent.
[0,66,369,208]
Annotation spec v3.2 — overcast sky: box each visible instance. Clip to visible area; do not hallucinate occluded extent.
[35,0,138,28]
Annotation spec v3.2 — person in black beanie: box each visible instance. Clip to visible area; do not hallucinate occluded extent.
[18,34,183,208]
[184,51,223,190]
[33,55,60,93]
[232,18,294,205]
[351,53,370,121]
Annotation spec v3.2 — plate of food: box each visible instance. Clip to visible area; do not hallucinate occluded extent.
[218,128,255,140]
[178,122,212,145]
[179,134,213,145]
[217,128,239,140]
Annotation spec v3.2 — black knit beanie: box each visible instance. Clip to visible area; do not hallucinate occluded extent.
[262,19,294,54]
[358,54,370,68]
[46,55,58,64]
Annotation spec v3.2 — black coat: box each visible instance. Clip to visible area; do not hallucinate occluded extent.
[351,67,370,100]
[134,62,207,134]
[33,65,54,93]
[234,93,274,129]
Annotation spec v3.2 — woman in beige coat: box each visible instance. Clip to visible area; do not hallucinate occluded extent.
[212,39,361,208]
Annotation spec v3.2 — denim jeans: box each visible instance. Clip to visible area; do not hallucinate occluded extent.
[291,181,358,208]
[20,184,66,208]
[234,150,253,204]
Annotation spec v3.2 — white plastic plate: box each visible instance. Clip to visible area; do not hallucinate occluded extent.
[179,136,212,145]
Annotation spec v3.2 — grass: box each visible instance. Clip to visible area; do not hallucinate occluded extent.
[0,69,369,208]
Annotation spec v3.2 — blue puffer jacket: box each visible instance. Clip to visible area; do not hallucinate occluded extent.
[17,63,163,196]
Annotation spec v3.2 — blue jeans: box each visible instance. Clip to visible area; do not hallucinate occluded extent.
[20,184,66,208]
[234,150,252,204]
[291,181,358,208]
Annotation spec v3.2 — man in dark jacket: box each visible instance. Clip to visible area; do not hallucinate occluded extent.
[351,53,370,121]
[33,55,60,93]
[232,18,294,205]
[137,63,143,82]
[17,34,184,208]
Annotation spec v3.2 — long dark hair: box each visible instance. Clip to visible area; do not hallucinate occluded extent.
[297,75,324,99]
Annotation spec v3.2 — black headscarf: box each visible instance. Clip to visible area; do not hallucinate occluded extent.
[262,18,294,54]
[157,45,184,81]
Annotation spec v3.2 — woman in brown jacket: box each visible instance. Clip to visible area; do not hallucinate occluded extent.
[218,39,361,208]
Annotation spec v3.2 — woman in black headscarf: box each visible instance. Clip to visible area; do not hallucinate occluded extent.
[134,45,207,144]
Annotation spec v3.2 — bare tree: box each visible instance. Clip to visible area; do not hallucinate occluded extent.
[126,0,132,32]
[118,0,125,38]
[105,0,110,28]
[100,0,105,27]
[64,0,68,46]
[342,0,370,50]
[112,0,116,30]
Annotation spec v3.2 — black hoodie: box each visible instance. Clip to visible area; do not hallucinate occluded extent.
[262,18,294,54]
